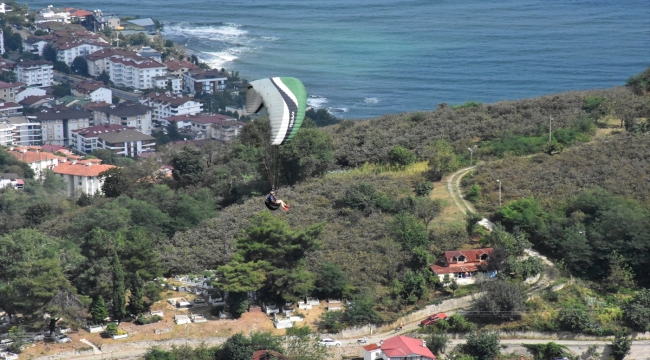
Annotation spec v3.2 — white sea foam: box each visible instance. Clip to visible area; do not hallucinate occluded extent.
[307,95,328,108]
[163,22,248,42]
[203,51,240,69]
[261,36,280,41]
[328,107,349,114]
[364,97,380,104]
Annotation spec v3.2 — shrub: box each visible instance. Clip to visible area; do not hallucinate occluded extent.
[610,331,632,360]
[387,145,416,167]
[135,315,162,325]
[446,313,477,332]
[523,342,570,360]
[473,280,526,319]
[624,288,650,331]
[426,333,449,356]
[464,332,500,360]
[414,181,434,197]
[558,308,590,333]
[105,323,119,336]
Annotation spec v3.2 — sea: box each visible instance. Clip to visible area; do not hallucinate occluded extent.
[24,0,650,119]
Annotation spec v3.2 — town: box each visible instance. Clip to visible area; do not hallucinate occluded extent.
[0,2,649,360]
[0,1,252,194]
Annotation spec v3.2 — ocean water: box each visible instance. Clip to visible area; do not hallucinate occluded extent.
[25,0,650,118]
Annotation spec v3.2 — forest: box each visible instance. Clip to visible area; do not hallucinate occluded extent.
[1,69,649,357]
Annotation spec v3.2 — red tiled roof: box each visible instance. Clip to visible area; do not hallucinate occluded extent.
[143,92,201,106]
[70,9,92,17]
[443,248,494,264]
[429,248,494,275]
[6,150,59,164]
[0,81,25,89]
[52,161,116,177]
[86,48,139,61]
[363,343,380,351]
[0,102,22,110]
[41,144,66,152]
[381,336,435,359]
[109,57,166,69]
[251,350,287,360]
[57,40,110,51]
[164,59,199,71]
[19,95,53,106]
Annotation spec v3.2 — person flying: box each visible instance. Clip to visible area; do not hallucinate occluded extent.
[265,190,290,211]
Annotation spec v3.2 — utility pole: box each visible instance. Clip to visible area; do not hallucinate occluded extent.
[549,116,553,143]
[496,179,501,207]
[467,148,474,166]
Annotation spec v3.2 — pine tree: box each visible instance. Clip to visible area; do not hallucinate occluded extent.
[91,296,109,324]
[128,272,145,316]
[111,254,127,321]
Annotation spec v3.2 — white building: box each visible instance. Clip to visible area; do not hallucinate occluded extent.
[6,147,59,179]
[140,92,203,122]
[152,75,182,94]
[22,36,52,57]
[0,122,13,146]
[0,102,22,116]
[93,102,153,135]
[96,128,156,157]
[86,49,138,77]
[5,116,42,146]
[0,29,4,54]
[52,159,116,196]
[71,124,129,154]
[108,57,167,90]
[57,41,110,66]
[0,173,23,189]
[14,60,54,87]
[35,6,70,24]
[183,69,228,94]
[31,107,93,146]
[15,87,46,103]
[89,87,112,104]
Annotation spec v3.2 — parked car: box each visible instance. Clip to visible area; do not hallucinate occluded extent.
[420,312,447,326]
[318,338,341,346]
[55,335,71,343]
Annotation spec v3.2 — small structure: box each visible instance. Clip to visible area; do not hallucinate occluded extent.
[167,297,192,308]
[192,298,208,308]
[84,324,105,333]
[306,297,320,306]
[150,310,164,317]
[174,314,191,325]
[190,314,207,323]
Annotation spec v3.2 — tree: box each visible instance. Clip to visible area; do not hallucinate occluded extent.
[424,139,458,180]
[226,291,249,319]
[164,39,174,47]
[414,181,434,197]
[42,169,66,194]
[91,295,109,324]
[315,262,348,299]
[625,288,650,331]
[343,296,381,326]
[0,70,17,83]
[284,325,332,360]
[171,146,205,187]
[305,108,340,127]
[99,167,130,198]
[166,120,183,141]
[464,332,500,360]
[220,333,254,360]
[278,127,334,185]
[426,333,449,356]
[610,331,632,360]
[605,251,636,292]
[3,30,22,52]
[53,61,70,74]
[98,70,111,85]
[387,145,416,167]
[42,43,57,62]
[71,56,89,76]
[111,253,127,321]
[51,81,71,97]
[401,269,427,303]
[523,342,570,360]
[388,212,429,250]
[218,212,323,304]
[128,272,145,315]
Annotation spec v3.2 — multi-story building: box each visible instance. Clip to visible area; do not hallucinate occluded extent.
[183,69,228,94]
[0,29,4,54]
[163,59,199,77]
[152,75,182,94]
[71,123,129,154]
[85,48,138,76]
[0,173,23,190]
[0,81,25,103]
[108,57,167,90]
[52,158,115,196]
[15,87,45,103]
[6,116,42,146]
[212,121,245,142]
[6,146,59,179]
[30,107,93,146]
[96,128,156,157]
[35,6,71,23]
[0,122,13,146]
[22,35,54,56]
[140,92,203,122]
[14,60,54,87]
[56,40,110,66]
[93,102,152,135]
[0,102,22,116]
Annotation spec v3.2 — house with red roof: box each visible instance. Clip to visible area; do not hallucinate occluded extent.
[164,59,199,77]
[108,56,167,90]
[141,92,203,122]
[52,159,116,196]
[362,335,435,360]
[429,248,496,284]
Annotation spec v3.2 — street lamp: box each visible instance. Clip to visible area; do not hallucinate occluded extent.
[549,116,553,143]
[496,179,501,207]
[467,148,474,166]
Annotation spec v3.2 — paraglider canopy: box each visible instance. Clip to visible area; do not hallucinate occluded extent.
[246,77,307,145]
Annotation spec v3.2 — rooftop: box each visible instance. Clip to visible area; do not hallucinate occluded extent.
[0,102,22,110]
[164,59,199,72]
[0,81,25,89]
[86,48,139,61]
[6,149,59,164]
[165,114,236,124]
[142,92,201,106]
[31,108,92,121]
[52,160,116,177]
[186,69,227,81]
[127,18,156,27]
[15,60,53,68]
[19,95,54,106]
[94,102,151,117]
[381,336,435,359]
[72,124,131,136]
[97,128,155,143]
[109,57,166,69]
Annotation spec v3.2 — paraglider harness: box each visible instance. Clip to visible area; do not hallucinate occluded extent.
[265,191,281,211]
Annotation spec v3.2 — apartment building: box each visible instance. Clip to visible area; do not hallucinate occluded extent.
[140,92,203,122]
[183,69,228,94]
[93,102,152,135]
[30,107,93,146]
[71,123,129,154]
[14,60,54,87]
[52,158,115,196]
[85,48,138,76]
[96,128,156,157]
[57,40,110,66]
[109,56,166,90]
